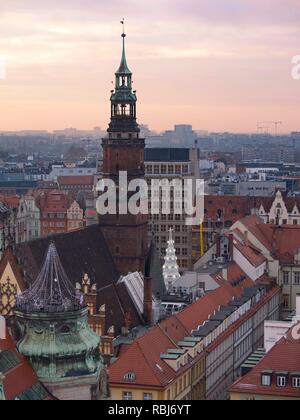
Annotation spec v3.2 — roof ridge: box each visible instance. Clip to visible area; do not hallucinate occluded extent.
[173,314,190,335]
[135,339,164,386]
[157,322,178,349]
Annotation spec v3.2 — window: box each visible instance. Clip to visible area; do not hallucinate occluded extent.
[283,272,290,285]
[277,376,286,387]
[122,392,133,400]
[294,272,300,285]
[182,165,188,174]
[292,377,300,388]
[283,295,289,309]
[143,393,153,400]
[95,324,102,336]
[124,372,136,382]
[261,374,271,386]
[168,165,174,174]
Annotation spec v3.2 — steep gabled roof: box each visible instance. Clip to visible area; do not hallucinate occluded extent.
[0,247,26,292]
[230,323,300,398]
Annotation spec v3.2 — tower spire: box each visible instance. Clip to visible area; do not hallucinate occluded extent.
[116,19,131,75]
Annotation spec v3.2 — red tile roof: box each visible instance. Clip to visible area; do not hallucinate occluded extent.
[231,229,267,268]
[230,322,300,399]
[109,265,255,388]
[239,216,300,264]
[0,195,20,209]
[0,327,53,400]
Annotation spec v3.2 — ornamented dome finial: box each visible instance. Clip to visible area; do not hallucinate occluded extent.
[16,242,84,313]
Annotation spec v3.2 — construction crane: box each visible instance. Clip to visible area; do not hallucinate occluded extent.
[256,124,269,135]
[259,121,283,136]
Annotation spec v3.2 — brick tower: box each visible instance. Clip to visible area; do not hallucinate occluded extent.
[99,23,148,276]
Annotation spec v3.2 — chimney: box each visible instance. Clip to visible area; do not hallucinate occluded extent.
[122,311,132,336]
[222,267,228,281]
[216,234,221,258]
[228,233,234,261]
[0,316,6,340]
[143,277,153,326]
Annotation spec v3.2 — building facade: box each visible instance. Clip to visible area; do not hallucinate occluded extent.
[15,195,40,244]
[230,320,300,400]
[37,190,69,237]
[109,261,280,400]
[145,148,200,271]
[67,200,84,232]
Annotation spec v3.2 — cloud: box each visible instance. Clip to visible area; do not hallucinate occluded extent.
[0,0,299,132]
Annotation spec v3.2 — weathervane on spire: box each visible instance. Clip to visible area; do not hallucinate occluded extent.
[120,18,126,37]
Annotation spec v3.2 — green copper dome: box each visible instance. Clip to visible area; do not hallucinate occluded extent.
[14,243,102,382]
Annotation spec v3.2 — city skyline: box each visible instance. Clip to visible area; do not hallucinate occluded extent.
[0,0,299,133]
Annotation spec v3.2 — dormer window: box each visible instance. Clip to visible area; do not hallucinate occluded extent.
[261,370,272,386]
[292,375,300,388]
[276,372,288,387]
[124,372,136,382]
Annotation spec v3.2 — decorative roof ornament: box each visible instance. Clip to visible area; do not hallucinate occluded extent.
[116,19,132,75]
[162,228,181,291]
[16,242,84,313]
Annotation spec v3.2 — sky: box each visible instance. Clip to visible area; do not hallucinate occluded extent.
[0,0,299,133]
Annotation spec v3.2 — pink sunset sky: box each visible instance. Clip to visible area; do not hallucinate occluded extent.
[0,0,299,133]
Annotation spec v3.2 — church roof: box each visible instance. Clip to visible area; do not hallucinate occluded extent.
[15,225,142,334]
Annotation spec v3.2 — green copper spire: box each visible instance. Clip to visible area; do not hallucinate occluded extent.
[108,20,139,133]
[116,19,132,75]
